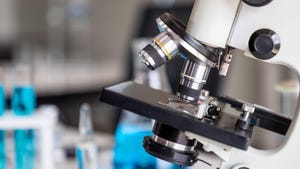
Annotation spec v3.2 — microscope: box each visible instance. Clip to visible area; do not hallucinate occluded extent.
[100,0,300,168]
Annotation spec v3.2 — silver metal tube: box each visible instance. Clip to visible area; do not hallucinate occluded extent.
[177,59,211,102]
[139,31,179,70]
[180,60,211,90]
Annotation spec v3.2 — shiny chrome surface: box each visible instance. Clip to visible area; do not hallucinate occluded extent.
[151,42,167,60]
[156,18,216,67]
[139,49,157,70]
[177,93,199,103]
[139,31,179,70]
[219,52,233,77]
[180,60,211,90]
[240,104,255,121]
[152,134,196,153]
[176,60,211,102]
[153,32,178,60]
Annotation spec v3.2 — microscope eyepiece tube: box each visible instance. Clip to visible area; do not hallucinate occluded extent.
[139,32,179,70]
[186,0,241,48]
[176,59,211,102]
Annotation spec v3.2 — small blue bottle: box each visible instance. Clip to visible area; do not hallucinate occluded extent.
[0,84,6,169]
[11,66,36,169]
[113,111,189,169]
[113,111,157,169]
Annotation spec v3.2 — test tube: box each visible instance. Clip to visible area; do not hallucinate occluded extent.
[0,67,6,169]
[11,65,36,169]
[76,103,99,169]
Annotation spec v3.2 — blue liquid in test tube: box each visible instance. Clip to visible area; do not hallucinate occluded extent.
[0,85,5,169]
[12,86,35,116]
[12,86,36,169]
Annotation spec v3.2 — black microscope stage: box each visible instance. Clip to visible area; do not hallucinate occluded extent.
[99,81,253,150]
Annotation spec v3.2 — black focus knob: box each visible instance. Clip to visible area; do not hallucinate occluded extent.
[243,0,273,7]
[248,29,281,60]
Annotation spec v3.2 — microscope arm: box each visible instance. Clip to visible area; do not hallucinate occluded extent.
[187,0,300,168]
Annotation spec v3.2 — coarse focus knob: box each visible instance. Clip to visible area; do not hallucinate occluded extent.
[248,29,280,60]
[243,0,273,7]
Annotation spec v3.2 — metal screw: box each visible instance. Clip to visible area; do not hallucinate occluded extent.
[240,104,255,122]
[242,103,255,113]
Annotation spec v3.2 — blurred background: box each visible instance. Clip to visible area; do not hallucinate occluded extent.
[0,0,299,168]
[0,0,193,133]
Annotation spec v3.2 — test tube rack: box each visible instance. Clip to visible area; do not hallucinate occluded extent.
[0,106,58,169]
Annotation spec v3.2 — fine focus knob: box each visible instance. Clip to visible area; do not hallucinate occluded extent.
[243,0,273,7]
[248,29,281,60]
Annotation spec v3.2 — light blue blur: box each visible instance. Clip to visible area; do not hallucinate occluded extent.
[14,130,35,169]
[11,86,35,116]
[12,86,36,169]
[114,111,188,169]
[0,85,5,169]
[113,123,157,169]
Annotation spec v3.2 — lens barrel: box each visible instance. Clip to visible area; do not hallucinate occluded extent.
[176,60,211,102]
[139,32,179,70]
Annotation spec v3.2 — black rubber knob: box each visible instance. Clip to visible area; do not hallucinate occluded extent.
[243,0,273,7]
[248,29,280,60]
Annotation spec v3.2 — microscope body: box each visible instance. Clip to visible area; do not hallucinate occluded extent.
[195,1,300,168]
[100,0,300,168]
[183,0,300,168]
[180,0,300,169]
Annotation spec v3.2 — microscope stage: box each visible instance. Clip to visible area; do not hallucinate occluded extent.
[99,81,253,150]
